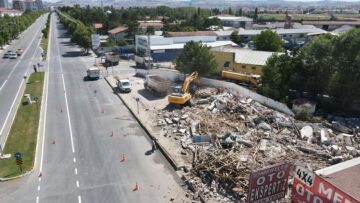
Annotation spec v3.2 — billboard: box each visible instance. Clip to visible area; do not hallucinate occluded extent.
[292,165,359,203]
[91,34,101,49]
[247,163,290,203]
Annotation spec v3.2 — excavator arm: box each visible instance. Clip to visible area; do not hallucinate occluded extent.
[168,71,198,105]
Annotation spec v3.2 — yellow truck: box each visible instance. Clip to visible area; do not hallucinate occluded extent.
[221,70,260,88]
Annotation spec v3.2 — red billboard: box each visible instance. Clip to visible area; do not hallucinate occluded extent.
[247,163,290,203]
[292,165,359,203]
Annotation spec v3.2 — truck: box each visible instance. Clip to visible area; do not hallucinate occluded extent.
[86,67,100,80]
[117,79,132,93]
[16,48,23,56]
[221,70,260,88]
[144,75,171,97]
[134,55,153,69]
[105,52,120,66]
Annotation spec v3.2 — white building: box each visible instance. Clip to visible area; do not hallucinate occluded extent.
[215,27,328,45]
[135,31,235,62]
[209,15,253,29]
[0,8,22,16]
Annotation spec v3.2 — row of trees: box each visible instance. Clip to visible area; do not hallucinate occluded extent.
[260,28,360,111]
[57,10,92,53]
[0,10,46,48]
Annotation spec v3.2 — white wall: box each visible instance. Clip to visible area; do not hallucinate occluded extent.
[136,68,294,116]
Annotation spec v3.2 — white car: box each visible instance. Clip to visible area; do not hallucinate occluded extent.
[117,79,132,93]
[3,50,13,58]
[9,53,17,59]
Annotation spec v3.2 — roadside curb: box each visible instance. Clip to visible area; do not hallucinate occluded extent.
[104,77,184,171]
[0,169,33,182]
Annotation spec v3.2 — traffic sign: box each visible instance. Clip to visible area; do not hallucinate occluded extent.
[16,159,23,165]
[14,152,22,159]
[34,96,39,102]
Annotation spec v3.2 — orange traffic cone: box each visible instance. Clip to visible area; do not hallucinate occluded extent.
[121,154,126,162]
[133,182,139,191]
[38,172,42,177]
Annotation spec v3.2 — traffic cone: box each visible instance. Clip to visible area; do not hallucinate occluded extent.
[60,108,63,113]
[52,140,55,144]
[121,154,126,162]
[133,182,139,191]
[38,172,42,177]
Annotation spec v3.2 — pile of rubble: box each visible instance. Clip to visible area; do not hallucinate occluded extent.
[156,87,360,202]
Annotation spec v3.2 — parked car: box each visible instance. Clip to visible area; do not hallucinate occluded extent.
[9,53,17,59]
[3,50,13,58]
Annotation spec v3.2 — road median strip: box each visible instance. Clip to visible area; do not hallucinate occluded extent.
[0,72,45,179]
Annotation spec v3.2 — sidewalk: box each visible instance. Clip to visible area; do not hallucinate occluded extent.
[104,76,187,170]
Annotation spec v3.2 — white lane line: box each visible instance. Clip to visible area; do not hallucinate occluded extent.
[76,180,80,188]
[0,80,7,90]
[73,157,76,163]
[36,196,39,203]
[78,195,82,203]
[37,185,40,191]
[74,168,78,175]
[38,177,41,182]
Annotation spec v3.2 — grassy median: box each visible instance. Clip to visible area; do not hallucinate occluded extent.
[0,72,44,178]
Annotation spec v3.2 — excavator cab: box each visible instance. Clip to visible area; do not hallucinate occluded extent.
[168,72,198,105]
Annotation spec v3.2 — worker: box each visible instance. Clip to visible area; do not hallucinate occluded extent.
[151,140,156,152]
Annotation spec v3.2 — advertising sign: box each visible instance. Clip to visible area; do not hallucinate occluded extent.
[292,165,359,203]
[247,163,290,203]
[91,34,101,49]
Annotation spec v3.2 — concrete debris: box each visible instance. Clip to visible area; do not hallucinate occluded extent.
[153,87,360,202]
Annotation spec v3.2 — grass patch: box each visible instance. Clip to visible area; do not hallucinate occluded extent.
[40,37,48,61]
[0,72,45,178]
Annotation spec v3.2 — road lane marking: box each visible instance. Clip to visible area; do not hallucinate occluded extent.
[36,196,39,203]
[76,180,80,188]
[73,157,76,163]
[0,80,7,90]
[37,185,40,191]
[74,168,78,175]
[78,195,82,203]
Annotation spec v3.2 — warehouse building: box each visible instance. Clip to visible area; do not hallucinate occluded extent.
[209,15,253,29]
[135,31,235,62]
[211,46,280,75]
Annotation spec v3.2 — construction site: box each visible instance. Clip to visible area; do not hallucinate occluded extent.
[105,65,360,203]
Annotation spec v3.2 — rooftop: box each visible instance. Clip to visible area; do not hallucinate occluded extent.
[302,21,360,26]
[165,31,217,37]
[211,46,279,66]
[92,23,103,29]
[108,26,128,35]
[150,41,236,51]
[138,21,164,28]
[210,15,253,22]
[214,27,327,36]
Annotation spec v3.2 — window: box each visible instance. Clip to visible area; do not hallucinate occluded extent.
[289,34,292,37]
[283,34,287,37]
[224,61,230,67]
[252,66,256,70]
[242,65,246,69]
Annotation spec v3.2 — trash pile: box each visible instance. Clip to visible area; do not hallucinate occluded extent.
[156,87,360,202]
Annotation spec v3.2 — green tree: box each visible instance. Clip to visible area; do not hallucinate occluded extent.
[230,31,242,44]
[0,36,4,48]
[236,8,243,16]
[253,30,284,52]
[254,7,258,22]
[175,41,217,76]
[146,26,155,35]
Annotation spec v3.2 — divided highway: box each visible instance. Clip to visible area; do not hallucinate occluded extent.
[0,13,187,203]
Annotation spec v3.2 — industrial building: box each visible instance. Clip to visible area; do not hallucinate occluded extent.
[0,8,22,16]
[209,15,253,29]
[211,46,279,75]
[135,31,235,62]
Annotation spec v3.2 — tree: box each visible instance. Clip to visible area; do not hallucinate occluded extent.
[175,41,217,76]
[236,8,243,16]
[0,36,4,48]
[230,31,242,44]
[253,30,284,52]
[228,7,233,15]
[146,26,155,35]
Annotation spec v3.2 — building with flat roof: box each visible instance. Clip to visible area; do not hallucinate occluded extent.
[209,15,253,29]
[135,32,235,62]
[138,20,163,32]
[302,20,360,31]
[215,27,328,46]
[0,8,22,16]
[211,46,280,75]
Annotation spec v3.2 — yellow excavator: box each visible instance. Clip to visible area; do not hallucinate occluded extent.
[168,71,198,105]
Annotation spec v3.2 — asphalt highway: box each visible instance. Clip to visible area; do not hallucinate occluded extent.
[0,13,187,203]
